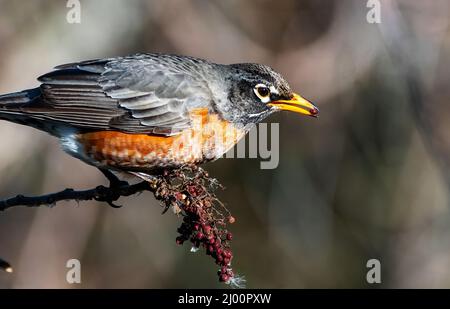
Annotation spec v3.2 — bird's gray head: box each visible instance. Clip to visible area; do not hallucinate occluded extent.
[216,63,319,125]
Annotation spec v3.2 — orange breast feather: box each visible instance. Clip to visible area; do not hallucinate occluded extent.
[76,109,245,170]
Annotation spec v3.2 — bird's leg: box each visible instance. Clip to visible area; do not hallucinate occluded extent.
[98,168,129,187]
[97,168,129,208]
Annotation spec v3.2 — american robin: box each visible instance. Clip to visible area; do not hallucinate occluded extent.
[0,53,318,182]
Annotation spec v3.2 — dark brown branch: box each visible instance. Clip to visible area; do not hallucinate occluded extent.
[0,181,152,211]
[0,166,242,286]
[0,179,157,275]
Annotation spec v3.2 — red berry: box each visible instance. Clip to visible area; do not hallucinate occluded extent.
[223,250,231,258]
[223,258,230,265]
[175,192,183,200]
[194,224,200,231]
[188,186,197,196]
[226,233,233,241]
[196,232,204,240]
[203,225,212,234]
[209,237,215,244]
[220,274,229,282]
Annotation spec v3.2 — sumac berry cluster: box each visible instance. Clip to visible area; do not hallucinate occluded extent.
[176,213,235,283]
[151,166,239,285]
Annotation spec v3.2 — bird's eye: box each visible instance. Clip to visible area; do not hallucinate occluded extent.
[254,84,271,103]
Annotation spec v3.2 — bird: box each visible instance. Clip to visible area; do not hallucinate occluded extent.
[0,53,318,184]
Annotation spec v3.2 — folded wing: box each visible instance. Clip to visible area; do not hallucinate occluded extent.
[30,54,213,135]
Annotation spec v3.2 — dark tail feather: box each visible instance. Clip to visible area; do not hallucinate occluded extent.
[0,88,45,128]
[0,87,40,107]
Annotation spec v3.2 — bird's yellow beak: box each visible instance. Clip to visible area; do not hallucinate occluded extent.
[269,93,319,117]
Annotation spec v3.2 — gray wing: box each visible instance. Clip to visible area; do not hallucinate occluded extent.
[31,54,213,135]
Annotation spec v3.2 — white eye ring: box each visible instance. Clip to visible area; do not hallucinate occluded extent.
[253,84,271,103]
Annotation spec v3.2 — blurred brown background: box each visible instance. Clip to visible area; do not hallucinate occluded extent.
[0,0,450,288]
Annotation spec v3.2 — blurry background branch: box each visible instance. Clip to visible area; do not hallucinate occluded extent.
[0,258,12,273]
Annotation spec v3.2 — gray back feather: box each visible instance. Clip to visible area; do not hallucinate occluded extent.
[30,53,214,135]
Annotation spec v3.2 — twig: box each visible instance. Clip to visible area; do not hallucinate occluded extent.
[0,179,155,273]
[0,166,241,285]
[0,181,152,211]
